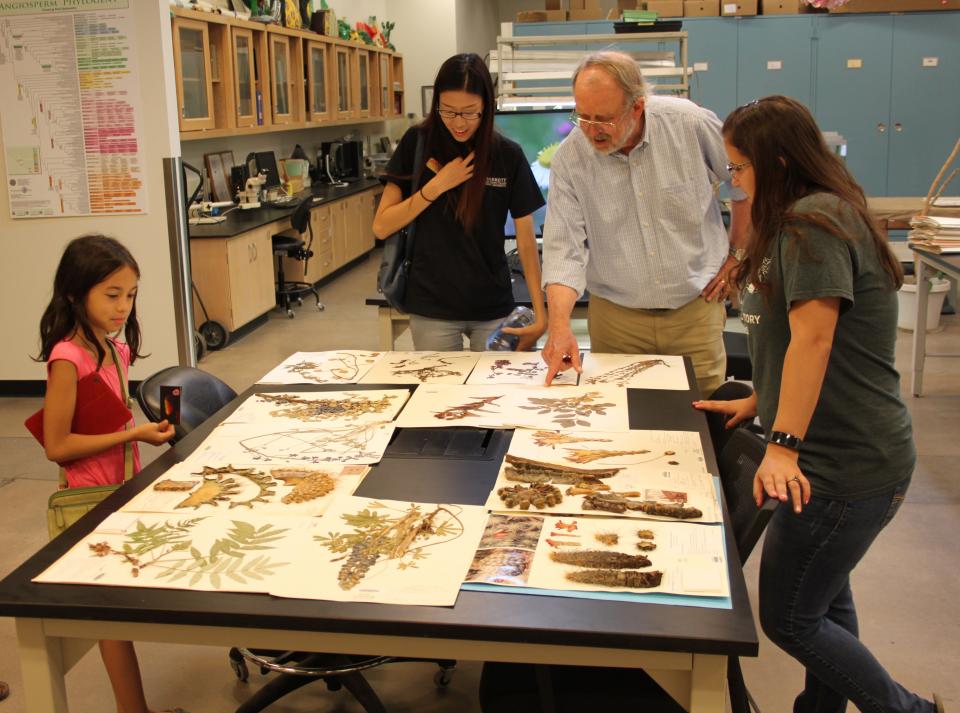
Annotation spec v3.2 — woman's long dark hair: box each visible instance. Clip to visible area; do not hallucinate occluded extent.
[420,53,498,233]
[723,95,902,295]
[36,234,143,368]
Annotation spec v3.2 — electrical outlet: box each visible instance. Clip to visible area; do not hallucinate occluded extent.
[767,60,783,71]
[694,62,709,72]
[922,57,939,68]
[846,58,863,69]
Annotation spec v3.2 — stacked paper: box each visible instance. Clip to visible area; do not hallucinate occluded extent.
[909,215,960,254]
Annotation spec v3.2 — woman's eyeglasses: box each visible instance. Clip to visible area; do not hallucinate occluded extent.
[437,109,482,121]
[726,160,752,175]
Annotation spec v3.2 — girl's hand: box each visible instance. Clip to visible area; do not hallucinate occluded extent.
[134,420,176,446]
[753,445,811,513]
[426,152,475,197]
[691,395,757,428]
[501,318,547,352]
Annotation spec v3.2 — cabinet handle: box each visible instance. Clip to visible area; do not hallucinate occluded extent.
[894,122,903,133]
[877,123,887,133]
[253,243,258,261]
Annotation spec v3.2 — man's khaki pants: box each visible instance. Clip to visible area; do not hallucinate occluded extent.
[587,293,727,398]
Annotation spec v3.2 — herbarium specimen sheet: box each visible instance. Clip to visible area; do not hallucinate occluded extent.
[258,351,385,385]
[358,351,481,384]
[579,353,689,390]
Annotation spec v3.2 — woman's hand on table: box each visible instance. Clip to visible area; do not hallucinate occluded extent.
[691,394,757,428]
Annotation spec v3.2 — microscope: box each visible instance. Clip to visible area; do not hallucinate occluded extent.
[238,172,267,209]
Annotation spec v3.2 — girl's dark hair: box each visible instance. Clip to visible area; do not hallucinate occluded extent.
[723,95,902,295]
[36,234,143,368]
[419,53,498,233]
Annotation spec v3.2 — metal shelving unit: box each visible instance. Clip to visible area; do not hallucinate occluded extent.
[493,31,690,110]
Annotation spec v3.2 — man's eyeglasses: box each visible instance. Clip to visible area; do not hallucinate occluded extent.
[569,107,630,134]
[726,160,752,175]
[437,109,482,121]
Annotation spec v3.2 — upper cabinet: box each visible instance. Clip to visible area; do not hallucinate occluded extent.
[170,8,403,140]
[172,18,215,131]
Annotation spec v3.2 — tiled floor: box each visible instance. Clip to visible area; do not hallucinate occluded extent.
[1,252,958,712]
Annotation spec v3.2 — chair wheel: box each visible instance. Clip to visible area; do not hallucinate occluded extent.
[229,653,249,682]
[199,320,230,351]
[434,668,455,688]
[287,310,295,318]
[297,297,303,306]
[317,303,325,312]
[194,331,207,361]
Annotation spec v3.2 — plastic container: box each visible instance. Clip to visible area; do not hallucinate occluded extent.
[485,306,536,351]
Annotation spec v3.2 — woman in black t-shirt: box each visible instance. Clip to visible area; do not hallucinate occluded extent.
[373,53,546,351]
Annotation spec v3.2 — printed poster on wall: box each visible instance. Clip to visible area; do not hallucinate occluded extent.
[0,1,148,217]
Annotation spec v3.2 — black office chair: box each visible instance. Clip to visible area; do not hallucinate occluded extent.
[228,649,455,713]
[273,197,323,319]
[716,428,779,713]
[135,366,238,445]
[723,331,752,381]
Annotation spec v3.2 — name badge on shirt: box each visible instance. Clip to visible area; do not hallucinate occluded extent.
[486,177,507,188]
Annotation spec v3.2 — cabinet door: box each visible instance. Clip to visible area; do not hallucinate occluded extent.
[356,190,377,255]
[227,229,275,326]
[232,28,257,128]
[379,53,391,117]
[331,197,347,267]
[814,15,893,197]
[270,35,293,124]
[391,56,404,116]
[342,195,365,262]
[887,13,960,196]
[684,18,738,123]
[306,41,331,122]
[335,47,353,119]
[357,50,371,118]
[737,17,814,106]
[172,18,215,131]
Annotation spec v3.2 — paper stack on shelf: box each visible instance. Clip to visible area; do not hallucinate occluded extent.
[908,215,960,255]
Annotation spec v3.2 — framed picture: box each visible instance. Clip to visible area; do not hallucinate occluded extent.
[218,150,235,174]
[421,86,434,118]
[203,152,231,203]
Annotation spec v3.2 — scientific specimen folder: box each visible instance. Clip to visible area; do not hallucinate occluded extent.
[24,373,132,446]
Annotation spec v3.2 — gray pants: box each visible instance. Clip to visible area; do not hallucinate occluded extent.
[408,314,503,352]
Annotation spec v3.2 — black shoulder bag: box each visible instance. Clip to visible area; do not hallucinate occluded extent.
[377,132,426,313]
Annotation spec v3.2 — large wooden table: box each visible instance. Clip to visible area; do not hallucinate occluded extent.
[0,366,757,712]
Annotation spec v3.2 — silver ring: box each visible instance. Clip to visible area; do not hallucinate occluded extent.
[787,476,800,484]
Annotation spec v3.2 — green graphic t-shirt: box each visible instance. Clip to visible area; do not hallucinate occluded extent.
[739,193,915,500]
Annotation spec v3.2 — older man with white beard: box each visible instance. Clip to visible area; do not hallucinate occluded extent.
[541,51,750,396]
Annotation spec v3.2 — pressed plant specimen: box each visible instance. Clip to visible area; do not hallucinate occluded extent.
[566,569,663,589]
[271,468,337,504]
[314,501,465,590]
[177,465,277,510]
[530,431,612,449]
[388,353,474,381]
[258,392,399,422]
[433,394,503,421]
[240,422,389,463]
[583,358,667,386]
[518,391,615,429]
[88,518,288,588]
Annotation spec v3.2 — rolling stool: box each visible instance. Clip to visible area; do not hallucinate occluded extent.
[272,197,323,318]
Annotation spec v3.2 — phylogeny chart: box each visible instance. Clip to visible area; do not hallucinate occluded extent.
[258,351,384,385]
[579,353,688,390]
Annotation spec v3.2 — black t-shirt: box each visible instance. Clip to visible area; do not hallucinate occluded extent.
[381,127,545,321]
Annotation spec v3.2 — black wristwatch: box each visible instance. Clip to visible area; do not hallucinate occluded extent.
[768,431,803,451]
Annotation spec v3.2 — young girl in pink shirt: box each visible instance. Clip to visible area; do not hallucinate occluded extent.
[37,234,183,713]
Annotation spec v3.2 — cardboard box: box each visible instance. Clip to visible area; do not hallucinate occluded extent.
[646,0,685,15]
[545,9,568,19]
[618,0,640,9]
[721,0,758,15]
[761,0,817,13]
[545,0,562,8]
[517,10,548,22]
[570,7,606,18]
[684,0,720,14]
[829,0,960,11]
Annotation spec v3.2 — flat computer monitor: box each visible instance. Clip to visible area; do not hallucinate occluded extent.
[248,151,281,190]
[494,109,574,237]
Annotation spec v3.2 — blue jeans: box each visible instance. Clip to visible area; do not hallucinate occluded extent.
[408,314,503,352]
[759,478,933,713]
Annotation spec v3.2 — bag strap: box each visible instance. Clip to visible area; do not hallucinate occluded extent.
[404,131,427,263]
[105,339,135,483]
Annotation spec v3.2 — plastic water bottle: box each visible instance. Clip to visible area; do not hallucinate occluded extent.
[485,306,536,351]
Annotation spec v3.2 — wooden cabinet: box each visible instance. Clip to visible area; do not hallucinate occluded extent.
[231,27,257,128]
[172,8,403,140]
[190,227,275,332]
[305,40,332,122]
[172,18,215,131]
[334,46,354,120]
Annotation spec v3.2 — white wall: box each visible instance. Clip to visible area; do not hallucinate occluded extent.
[455,0,500,60]
[0,0,181,381]
[388,0,458,119]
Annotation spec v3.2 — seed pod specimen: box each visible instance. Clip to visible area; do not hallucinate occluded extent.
[497,483,563,510]
[636,541,657,551]
[566,569,663,589]
[594,532,619,546]
[636,529,655,539]
[549,550,651,569]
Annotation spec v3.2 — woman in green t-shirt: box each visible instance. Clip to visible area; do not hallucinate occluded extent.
[695,96,941,713]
